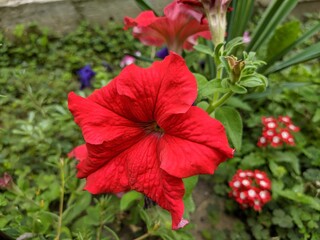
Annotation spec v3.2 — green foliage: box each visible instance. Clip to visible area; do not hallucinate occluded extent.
[215,106,243,151]
[266,21,301,61]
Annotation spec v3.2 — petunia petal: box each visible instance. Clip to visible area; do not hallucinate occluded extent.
[125,135,186,229]
[124,0,210,52]
[68,92,143,145]
[84,154,130,194]
[76,132,145,178]
[68,144,87,161]
[83,134,186,229]
[88,53,197,123]
[159,106,234,178]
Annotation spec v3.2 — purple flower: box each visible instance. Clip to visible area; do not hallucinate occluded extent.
[156,47,169,59]
[77,65,96,90]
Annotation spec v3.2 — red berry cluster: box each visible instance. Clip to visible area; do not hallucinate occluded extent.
[257,116,300,148]
[229,170,271,211]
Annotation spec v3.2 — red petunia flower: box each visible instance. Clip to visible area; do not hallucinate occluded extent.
[124,0,211,55]
[68,53,233,229]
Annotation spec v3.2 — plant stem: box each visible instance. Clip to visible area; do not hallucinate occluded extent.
[133,233,151,240]
[206,91,233,114]
[55,159,65,240]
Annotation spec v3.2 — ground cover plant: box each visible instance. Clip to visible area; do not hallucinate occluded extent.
[0,0,319,239]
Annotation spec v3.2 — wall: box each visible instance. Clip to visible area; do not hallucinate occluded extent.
[0,0,319,36]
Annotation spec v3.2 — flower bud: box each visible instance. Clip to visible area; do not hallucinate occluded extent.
[226,56,245,83]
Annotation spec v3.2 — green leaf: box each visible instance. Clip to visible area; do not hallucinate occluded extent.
[227,0,254,41]
[183,176,199,198]
[279,190,320,211]
[312,108,320,123]
[246,0,298,52]
[224,37,244,55]
[239,152,266,169]
[62,192,92,225]
[261,21,320,72]
[303,169,320,182]
[120,191,143,211]
[229,83,247,94]
[269,161,287,178]
[134,0,158,15]
[193,44,214,56]
[272,209,294,228]
[271,151,300,175]
[240,76,265,88]
[266,21,301,62]
[214,106,243,151]
[194,74,226,101]
[265,41,320,74]
[225,97,252,111]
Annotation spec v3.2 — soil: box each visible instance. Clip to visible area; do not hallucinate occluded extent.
[190,178,237,239]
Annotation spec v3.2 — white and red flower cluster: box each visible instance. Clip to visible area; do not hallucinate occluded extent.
[229,170,271,211]
[257,116,300,148]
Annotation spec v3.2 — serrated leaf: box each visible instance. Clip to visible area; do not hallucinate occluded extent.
[214,106,243,151]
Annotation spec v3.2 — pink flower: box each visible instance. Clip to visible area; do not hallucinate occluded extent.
[68,53,233,229]
[120,52,141,68]
[0,172,13,189]
[124,0,211,54]
[229,170,271,211]
[243,31,251,43]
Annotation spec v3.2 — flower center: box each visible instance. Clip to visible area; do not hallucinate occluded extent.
[143,121,164,135]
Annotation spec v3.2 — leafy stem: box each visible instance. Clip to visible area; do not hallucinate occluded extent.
[55,158,66,240]
[206,91,233,114]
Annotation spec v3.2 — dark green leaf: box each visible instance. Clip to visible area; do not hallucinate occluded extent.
[214,106,243,151]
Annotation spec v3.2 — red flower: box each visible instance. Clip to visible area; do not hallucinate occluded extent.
[257,116,300,148]
[229,170,271,211]
[124,0,211,55]
[68,53,233,229]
